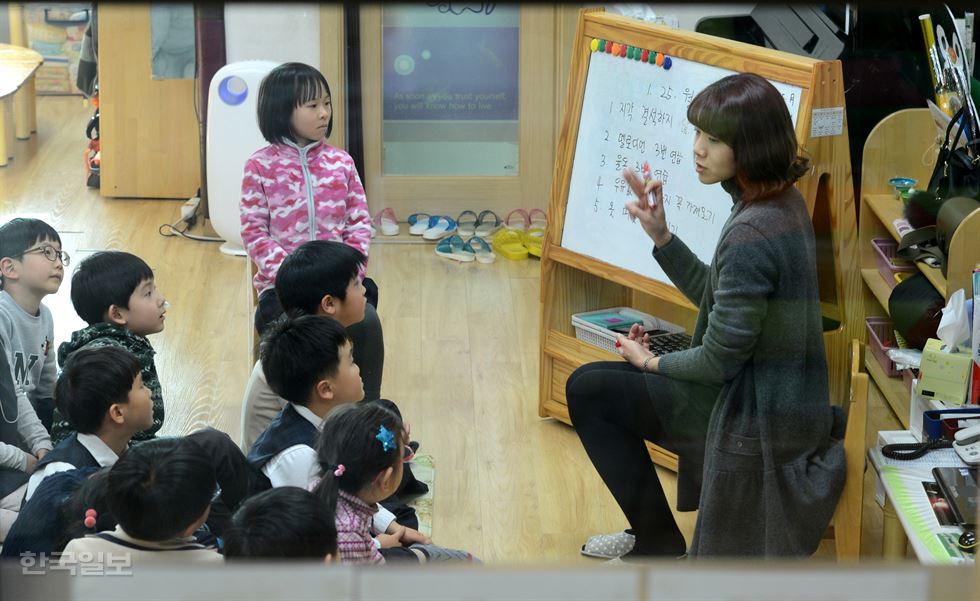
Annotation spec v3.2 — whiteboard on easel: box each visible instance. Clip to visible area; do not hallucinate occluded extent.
[560,49,803,286]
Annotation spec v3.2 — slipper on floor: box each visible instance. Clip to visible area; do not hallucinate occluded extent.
[435,235,475,262]
[457,210,478,237]
[374,207,400,236]
[504,208,531,232]
[474,209,502,238]
[408,213,433,236]
[524,227,544,258]
[465,235,496,264]
[580,529,635,559]
[492,228,528,261]
[423,216,457,240]
[528,207,548,230]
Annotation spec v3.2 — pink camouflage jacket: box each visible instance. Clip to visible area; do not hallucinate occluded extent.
[240,139,372,295]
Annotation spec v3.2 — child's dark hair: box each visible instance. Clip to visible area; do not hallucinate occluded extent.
[55,346,142,434]
[312,403,404,513]
[223,487,338,560]
[107,437,215,541]
[260,314,351,406]
[56,467,117,551]
[276,240,365,315]
[687,72,809,202]
[257,62,332,144]
[0,218,61,290]
[70,251,155,325]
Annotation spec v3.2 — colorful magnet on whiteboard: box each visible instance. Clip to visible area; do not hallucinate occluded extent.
[649,52,658,64]
[626,46,634,59]
[634,48,642,60]
[599,40,607,52]
[655,52,665,66]
[610,43,618,55]
[590,39,599,52]
[619,44,627,57]
[663,56,672,70]
[641,49,649,62]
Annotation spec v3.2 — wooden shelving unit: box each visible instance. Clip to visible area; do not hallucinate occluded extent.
[857,108,980,426]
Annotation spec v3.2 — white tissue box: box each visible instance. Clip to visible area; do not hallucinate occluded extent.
[916,338,973,405]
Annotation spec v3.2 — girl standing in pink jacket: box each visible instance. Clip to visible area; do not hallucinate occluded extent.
[240,62,383,400]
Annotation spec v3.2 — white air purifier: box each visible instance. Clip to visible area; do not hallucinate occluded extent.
[206,60,280,256]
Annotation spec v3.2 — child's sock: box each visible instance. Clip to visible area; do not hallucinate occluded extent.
[409,543,481,564]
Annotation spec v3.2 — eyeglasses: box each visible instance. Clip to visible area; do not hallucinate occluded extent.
[401,444,415,464]
[20,245,70,267]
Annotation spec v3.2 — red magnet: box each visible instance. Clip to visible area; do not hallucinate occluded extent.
[619,44,627,57]
[641,49,649,62]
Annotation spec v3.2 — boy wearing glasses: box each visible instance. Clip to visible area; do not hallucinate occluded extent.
[0,217,68,433]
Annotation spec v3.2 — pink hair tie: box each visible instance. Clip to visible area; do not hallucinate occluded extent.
[83,508,97,529]
[333,464,345,477]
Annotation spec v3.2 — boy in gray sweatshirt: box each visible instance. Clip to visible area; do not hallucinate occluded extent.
[0,218,66,432]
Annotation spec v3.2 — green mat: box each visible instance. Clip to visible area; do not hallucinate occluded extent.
[407,453,434,539]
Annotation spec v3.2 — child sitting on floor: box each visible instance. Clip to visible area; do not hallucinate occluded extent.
[59,437,223,565]
[312,403,478,566]
[222,487,337,561]
[51,251,168,444]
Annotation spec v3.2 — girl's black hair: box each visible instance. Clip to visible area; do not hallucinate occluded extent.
[55,467,117,552]
[256,62,333,145]
[312,403,404,514]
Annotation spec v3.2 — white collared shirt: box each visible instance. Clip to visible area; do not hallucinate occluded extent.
[262,403,396,533]
[25,433,119,500]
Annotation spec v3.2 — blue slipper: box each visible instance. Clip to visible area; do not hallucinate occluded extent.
[423,216,457,240]
[408,213,432,235]
[435,235,475,262]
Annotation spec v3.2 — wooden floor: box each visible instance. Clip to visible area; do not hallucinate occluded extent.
[2,97,904,564]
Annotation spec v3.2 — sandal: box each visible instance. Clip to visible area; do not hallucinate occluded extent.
[373,207,400,236]
[423,215,457,240]
[528,207,548,230]
[524,227,544,258]
[435,235,475,262]
[580,529,635,559]
[457,210,478,237]
[474,210,502,238]
[492,228,528,261]
[504,208,530,232]
[465,235,496,264]
[408,213,433,236]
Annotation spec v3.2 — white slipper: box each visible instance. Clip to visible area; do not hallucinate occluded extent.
[374,208,400,236]
[581,530,635,559]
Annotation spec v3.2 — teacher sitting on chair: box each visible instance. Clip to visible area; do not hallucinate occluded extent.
[566,73,846,559]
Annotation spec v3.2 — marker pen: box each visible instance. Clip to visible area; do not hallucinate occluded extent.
[642,162,657,208]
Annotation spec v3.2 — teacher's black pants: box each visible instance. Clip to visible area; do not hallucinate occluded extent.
[566,361,691,557]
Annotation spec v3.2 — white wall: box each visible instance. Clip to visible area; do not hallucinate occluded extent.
[223,2,320,68]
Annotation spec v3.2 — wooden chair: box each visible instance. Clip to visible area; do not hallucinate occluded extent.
[823,338,868,560]
[246,259,259,366]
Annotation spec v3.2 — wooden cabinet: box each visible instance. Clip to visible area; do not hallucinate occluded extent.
[98,4,200,199]
[858,108,980,425]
